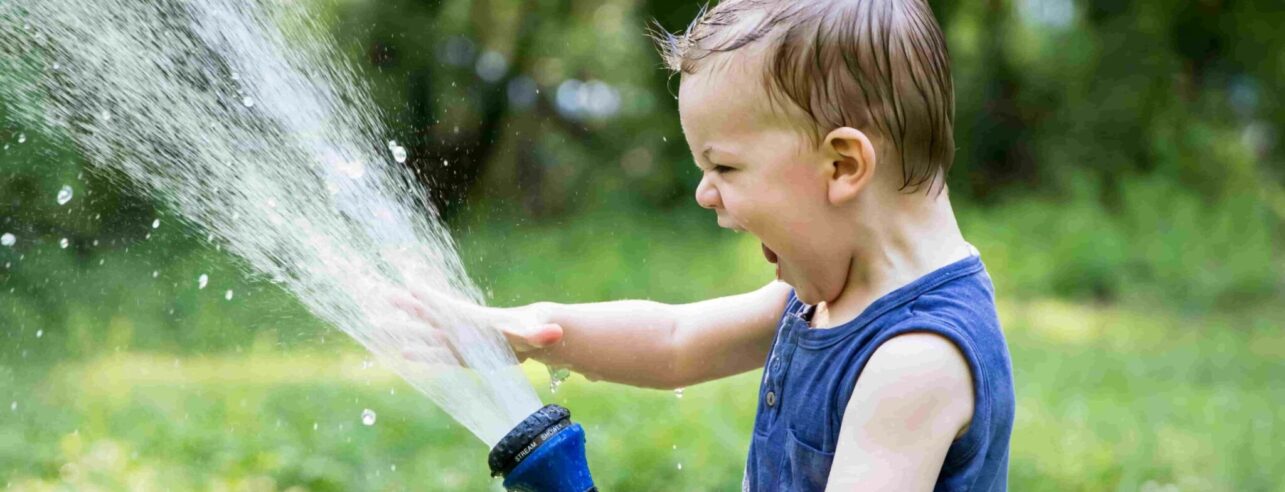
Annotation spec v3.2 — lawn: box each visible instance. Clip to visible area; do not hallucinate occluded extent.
[1,208,1282,491]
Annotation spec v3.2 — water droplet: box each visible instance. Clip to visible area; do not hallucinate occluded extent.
[57,185,73,205]
[99,110,112,121]
[548,366,571,393]
[313,422,319,430]
[361,409,377,426]
[677,462,683,470]
[1,233,14,247]
[198,274,209,289]
[390,464,397,471]
[152,270,159,278]
[674,387,684,399]
[59,238,70,249]
[242,97,256,108]
[35,330,43,338]
[152,218,161,229]
[230,72,240,81]
[225,290,234,300]
[17,133,26,144]
[391,145,407,164]
[9,401,14,411]
[387,139,398,151]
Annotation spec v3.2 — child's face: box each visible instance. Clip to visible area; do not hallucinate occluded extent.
[678,58,855,305]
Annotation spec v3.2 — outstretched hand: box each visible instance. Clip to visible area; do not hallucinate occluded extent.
[389,290,563,362]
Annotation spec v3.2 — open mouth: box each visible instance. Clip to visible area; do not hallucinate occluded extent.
[760,243,778,264]
[761,243,782,280]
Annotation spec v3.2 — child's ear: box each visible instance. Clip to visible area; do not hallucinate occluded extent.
[823,127,877,205]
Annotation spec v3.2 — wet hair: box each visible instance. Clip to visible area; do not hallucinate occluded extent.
[653,0,955,193]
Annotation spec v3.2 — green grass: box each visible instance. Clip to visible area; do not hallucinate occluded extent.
[1,199,1283,490]
[3,297,1281,491]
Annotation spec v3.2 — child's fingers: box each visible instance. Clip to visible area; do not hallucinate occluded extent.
[389,293,432,322]
[386,321,470,364]
[528,323,563,347]
[407,288,485,318]
[381,320,447,346]
[503,323,563,351]
[408,287,434,305]
[388,292,555,357]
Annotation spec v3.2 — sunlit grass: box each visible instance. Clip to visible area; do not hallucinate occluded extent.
[2,294,1281,491]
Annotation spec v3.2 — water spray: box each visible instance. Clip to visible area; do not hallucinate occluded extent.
[0,0,601,487]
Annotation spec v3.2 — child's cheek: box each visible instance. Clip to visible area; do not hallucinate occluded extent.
[783,216,812,237]
[777,163,824,202]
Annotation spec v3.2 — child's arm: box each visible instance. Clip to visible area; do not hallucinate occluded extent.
[824,333,975,491]
[514,281,792,389]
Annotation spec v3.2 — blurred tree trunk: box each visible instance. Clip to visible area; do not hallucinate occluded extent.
[1167,0,1227,100]
[514,115,544,217]
[966,0,1036,199]
[393,0,543,218]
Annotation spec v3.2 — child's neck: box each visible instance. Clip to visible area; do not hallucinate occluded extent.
[812,187,971,328]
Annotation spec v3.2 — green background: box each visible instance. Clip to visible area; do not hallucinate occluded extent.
[2,0,1283,490]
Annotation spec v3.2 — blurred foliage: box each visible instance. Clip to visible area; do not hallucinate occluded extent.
[4,0,1285,324]
[3,0,1285,489]
[317,0,1285,206]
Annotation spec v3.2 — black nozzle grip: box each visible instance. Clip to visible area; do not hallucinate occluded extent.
[488,404,572,477]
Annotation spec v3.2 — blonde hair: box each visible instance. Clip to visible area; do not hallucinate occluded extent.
[654,0,955,193]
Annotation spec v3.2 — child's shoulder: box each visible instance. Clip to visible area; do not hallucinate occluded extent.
[903,255,1001,337]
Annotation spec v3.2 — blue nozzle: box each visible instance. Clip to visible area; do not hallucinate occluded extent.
[502,422,594,492]
[489,405,596,492]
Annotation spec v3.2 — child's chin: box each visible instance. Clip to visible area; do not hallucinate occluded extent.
[792,287,822,306]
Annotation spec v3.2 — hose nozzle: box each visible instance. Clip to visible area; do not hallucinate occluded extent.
[488,404,596,492]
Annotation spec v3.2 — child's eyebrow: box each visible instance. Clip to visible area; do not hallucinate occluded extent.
[702,145,739,163]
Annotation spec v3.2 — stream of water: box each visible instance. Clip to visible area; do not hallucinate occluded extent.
[0,0,540,447]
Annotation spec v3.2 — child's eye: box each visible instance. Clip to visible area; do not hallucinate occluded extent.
[712,165,735,174]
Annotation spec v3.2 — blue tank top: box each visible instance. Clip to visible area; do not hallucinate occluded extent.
[744,252,1014,491]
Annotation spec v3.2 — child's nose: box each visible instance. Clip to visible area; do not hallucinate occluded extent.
[694,176,722,210]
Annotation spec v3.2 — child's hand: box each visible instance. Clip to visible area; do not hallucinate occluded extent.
[389,290,563,362]
[492,302,565,358]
